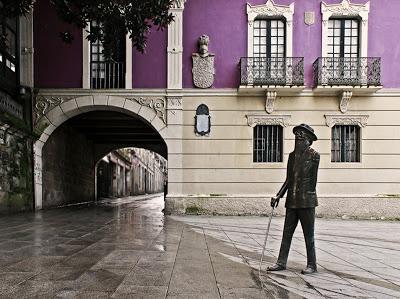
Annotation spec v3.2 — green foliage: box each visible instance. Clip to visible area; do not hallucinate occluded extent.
[0,0,35,51]
[50,0,175,58]
[0,0,35,17]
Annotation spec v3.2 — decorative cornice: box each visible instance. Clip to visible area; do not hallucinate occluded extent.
[247,0,294,24]
[126,97,166,124]
[35,87,400,98]
[246,114,291,127]
[321,0,370,20]
[34,96,66,124]
[325,114,369,128]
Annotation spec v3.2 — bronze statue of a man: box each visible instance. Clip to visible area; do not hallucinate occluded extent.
[268,124,320,275]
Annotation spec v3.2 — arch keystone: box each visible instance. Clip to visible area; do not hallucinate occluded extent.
[93,95,108,106]
[108,96,126,108]
[76,95,94,108]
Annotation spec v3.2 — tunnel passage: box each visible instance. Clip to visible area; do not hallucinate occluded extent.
[42,110,167,208]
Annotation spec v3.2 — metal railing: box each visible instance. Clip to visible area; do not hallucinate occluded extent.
[90,61,125,89]
[313,57,381,87]
[240,57,304,86]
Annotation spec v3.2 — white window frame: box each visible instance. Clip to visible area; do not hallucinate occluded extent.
[82,26,132,89]
[246,0,294,58]
[321,0,370,58]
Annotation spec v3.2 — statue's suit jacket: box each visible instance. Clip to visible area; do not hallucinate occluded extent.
[277,147,320,209]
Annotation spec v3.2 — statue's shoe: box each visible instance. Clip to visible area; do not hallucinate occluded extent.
[301,267,317,275]
[267,264,286,271]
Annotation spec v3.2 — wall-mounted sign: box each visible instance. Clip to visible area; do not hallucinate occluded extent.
[195,104,210,136]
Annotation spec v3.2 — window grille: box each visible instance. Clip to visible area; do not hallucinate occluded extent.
[331,125,360,162]
[253,125,283,163]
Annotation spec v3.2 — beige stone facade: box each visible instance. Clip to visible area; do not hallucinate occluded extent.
[165,89,400,218]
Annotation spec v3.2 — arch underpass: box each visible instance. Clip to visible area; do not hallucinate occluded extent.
[39,110,167,209]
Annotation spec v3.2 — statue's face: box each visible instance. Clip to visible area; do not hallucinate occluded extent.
[199,44,208,55]
[294,130,311,150]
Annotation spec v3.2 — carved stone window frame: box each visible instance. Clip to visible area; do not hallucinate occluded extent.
[246,114,291,128]
[246,0,294,58]
[324,113,369,128]
[325,113,368,164]
[82,25,133,89]
[321,0,370,57]
[247,114,291,165]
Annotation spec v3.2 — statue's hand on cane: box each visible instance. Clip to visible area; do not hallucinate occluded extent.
[270,196,280,208]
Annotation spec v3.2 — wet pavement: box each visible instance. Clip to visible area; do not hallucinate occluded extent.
[0,194,399,298]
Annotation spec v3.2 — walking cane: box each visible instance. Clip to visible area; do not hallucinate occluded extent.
[258,198,277,284]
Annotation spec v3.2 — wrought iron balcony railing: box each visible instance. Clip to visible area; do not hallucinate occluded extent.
[90,61,125,89]
[313,57,381,87]
[240,57,304,86]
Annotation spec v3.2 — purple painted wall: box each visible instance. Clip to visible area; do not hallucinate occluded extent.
[132,28,167,88]
[33,0,400,88]
[183,0,400,88]
[34,0,83,88]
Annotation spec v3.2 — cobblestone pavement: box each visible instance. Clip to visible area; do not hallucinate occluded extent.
[0,194,399,298]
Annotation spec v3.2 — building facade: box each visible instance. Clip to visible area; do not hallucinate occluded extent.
[97,148,167,199]
[29,0,400,217]
[0,9,34,213]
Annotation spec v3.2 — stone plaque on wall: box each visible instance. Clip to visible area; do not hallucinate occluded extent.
[304,11,315,25]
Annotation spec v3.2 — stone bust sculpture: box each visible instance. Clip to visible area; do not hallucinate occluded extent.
[192,35,215,88]
[198,35,210,58]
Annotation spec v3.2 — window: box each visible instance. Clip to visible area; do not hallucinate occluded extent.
[0,14,18,94]
[321,1,369,58]
[328,19,359,59]
[327,18,360,84]
[253,19,285,58]
[252,18,286,84]
[253,125,283,163]
[331,125,360,162]
[90,21,125,89]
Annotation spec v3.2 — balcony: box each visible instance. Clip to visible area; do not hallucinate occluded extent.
[313,57,381,88]
[239,57,304,88]
[239,57,304,113]
[90,61,125,89]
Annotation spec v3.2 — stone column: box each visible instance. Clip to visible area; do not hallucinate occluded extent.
[167,0,186,89]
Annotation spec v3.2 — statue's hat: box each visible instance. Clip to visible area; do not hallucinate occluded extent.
[293,123,317,141]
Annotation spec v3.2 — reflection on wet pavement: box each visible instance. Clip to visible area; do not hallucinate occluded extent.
[0,194,399,298]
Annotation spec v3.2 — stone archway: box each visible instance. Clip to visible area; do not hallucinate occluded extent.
[33,93,170,209]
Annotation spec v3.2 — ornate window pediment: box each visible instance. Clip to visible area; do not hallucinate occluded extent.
[246,114,291,128]
[325,113,369,128]
[321,0,370,57]
[246,0,294,57]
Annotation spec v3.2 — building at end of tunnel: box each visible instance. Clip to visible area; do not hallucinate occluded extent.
[97,148,167,199]
[2,0,400,217]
